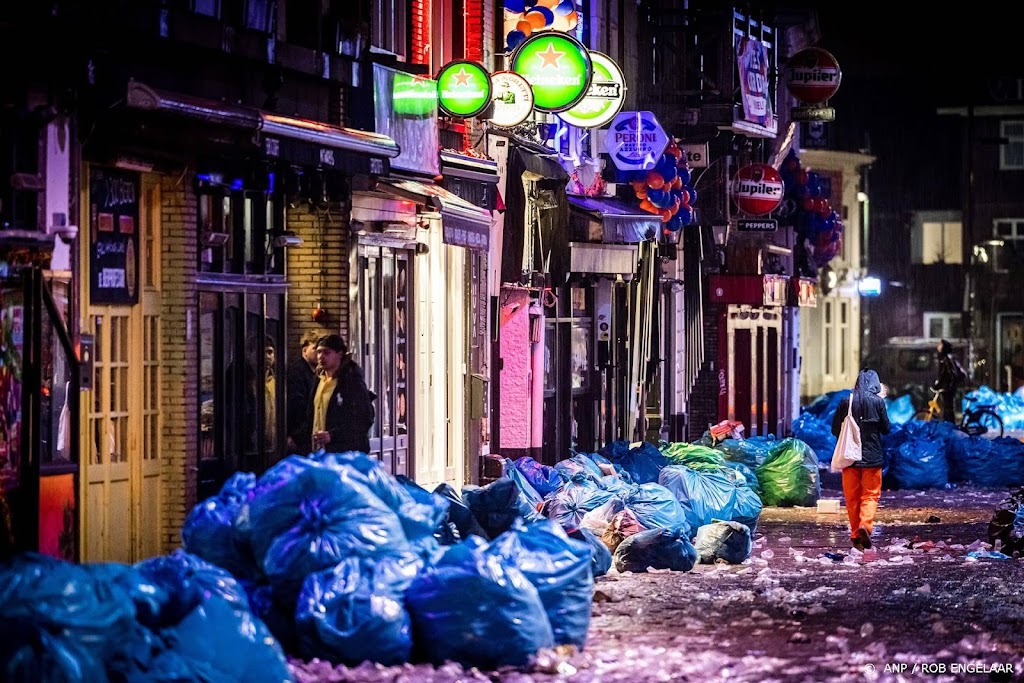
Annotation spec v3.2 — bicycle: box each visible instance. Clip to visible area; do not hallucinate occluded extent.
[914,388,1005,437]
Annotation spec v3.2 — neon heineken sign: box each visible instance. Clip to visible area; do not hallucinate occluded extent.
[511,32,592,113]
[436,61,492,118]
[558,51,625,128]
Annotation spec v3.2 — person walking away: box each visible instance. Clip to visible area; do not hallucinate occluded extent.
[286,330,320,454]
[934,339,967,423]
[310,334,375,454]
[831,368,891,550]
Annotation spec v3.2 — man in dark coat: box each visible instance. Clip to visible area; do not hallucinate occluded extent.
[831,368,891,550]
[286,330,320,454]
[309,333,375,454]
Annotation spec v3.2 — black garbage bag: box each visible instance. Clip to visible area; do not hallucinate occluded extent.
[693,520,752,564]
[612,527,697,573]
[406,537,554,668]
[987,489,1024,557]
[433,483,489,543]
[462,477,542,539]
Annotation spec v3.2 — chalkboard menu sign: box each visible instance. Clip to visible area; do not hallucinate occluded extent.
[89,167,139,305]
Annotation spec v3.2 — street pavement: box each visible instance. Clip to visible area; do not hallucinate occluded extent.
[290,484,1024,683]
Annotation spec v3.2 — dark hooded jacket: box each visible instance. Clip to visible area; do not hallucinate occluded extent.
[831,369,890,468]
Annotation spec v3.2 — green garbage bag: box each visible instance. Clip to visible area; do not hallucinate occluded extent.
[755,438,820,507]
[660,442,726,471]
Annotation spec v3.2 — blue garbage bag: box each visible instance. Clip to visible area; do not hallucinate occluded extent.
[892,438,949,489]
[623,482,690,532]
[791,411,837,469]
[504,458,545,510]
[585,451,614,468]
[555,453,605,481]
[316,451,444,543]
[658,465,737,532]
[462,477,543,539]
[694,520,752,564]
[605,441,670,484]
[295,553,421,666]
[885,394,916,425]
[612,527,697,573]
[732,484,763,536]
[244,582,299,656]
[237,456,408,601]
[165,594,291,683]
[406,537,554,668]
[542,473,618,529]
[947,436,1024,487]
[134,550,251,627]
[0,616,109,683]
[512,456,564,496]
[567,527,612,577]
[488,519,593,648]
[181,493,259,581]
[714,438,770,471]
[0,553,136,678]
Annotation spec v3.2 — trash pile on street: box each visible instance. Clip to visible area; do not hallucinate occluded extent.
[0,437,826,677]
[794,389,1024,490]
[965,385,1024,430]
[987,485,1024,556]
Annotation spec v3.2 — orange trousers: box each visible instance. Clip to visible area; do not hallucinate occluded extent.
[842,467,883,538]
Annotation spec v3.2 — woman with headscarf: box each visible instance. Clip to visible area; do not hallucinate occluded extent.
[831,368,891,550]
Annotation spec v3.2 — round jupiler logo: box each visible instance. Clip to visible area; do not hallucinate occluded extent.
[732,163,784,216]
[785,47,842,104]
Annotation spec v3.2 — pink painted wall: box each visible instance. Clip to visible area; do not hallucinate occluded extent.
[498,288,533,450]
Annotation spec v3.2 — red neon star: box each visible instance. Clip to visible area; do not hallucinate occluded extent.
[452,67,472,86]
[537,43,565,70]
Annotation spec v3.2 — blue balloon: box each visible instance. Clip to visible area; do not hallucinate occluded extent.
[506,30,527,50]
[658,162,677,184]
[505,0,527,12]
[554,0,575,16]
[647,189,673,209]
[676,167,691,186]
[677,206,694,225]
[667,216,685,232]
[524,0,539,7]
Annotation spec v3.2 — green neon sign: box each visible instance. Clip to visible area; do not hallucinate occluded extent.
[436,60,492,118]
[511,32,592,113]
[393,73,437,117]
[558,51,625,128]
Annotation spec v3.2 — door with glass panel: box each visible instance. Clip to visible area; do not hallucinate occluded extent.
[356,245,411,478]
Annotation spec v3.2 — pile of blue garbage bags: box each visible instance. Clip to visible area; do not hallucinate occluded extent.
[793,389,1024,490]
[0,438,824,677]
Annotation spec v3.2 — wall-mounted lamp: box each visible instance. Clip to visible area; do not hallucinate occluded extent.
[204,231,230,247]
[272,230,303,248]
[711,224,731,247]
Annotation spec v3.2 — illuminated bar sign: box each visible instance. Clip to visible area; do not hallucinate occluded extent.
[511,32,592,112]
[557,51,625,128]
[436,61,492,118]
[488,71,535,128]
[89,166,139,305]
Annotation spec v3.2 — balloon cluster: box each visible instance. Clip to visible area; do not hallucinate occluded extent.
[780,149,843,270]
[628,141,698,233]
[504,0,579,51]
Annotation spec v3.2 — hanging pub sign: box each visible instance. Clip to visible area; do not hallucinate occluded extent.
[557,51,625,128]
[604,110,669,171]
[488,71,535,128]
[786,47,841,122]
[89,166,139,305]
[731,163,784,216]
[786,47,842,104]
[436,61,493,118]
[511,32,592,113]
[735,36,773,129]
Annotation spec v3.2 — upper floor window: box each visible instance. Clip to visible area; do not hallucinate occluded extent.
[197,177,284,276]
[0,118,43,232]
[911,220,962,264]
[1001,121,1024,170]
[924,312,962,340]
[995,218,1024,242]
[371,0,407,58]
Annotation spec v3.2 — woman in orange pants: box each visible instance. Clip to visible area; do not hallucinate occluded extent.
[830,369,891,550]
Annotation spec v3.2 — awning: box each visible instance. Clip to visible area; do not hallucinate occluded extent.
[440,151,499,184]
[513,145,569,182]
[568,194,661,244]
[126,80,399,170]
[376,179,492,251]
[569,242,638,275]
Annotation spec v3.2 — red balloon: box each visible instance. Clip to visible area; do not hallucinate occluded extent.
[796,169,809,186]
[646,171,665,190]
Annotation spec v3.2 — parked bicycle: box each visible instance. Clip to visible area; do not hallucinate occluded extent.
[915,388,1005,437]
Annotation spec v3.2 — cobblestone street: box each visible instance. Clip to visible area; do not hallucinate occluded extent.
[291,485,1024,683]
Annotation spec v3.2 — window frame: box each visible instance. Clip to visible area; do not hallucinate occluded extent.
[1000,120,1024,171]
[923,312,963,340]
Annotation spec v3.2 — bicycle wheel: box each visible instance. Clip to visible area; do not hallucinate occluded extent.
[963,409,1004,438]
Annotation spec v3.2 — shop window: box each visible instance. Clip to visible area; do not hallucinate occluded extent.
[197,289,285,500]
